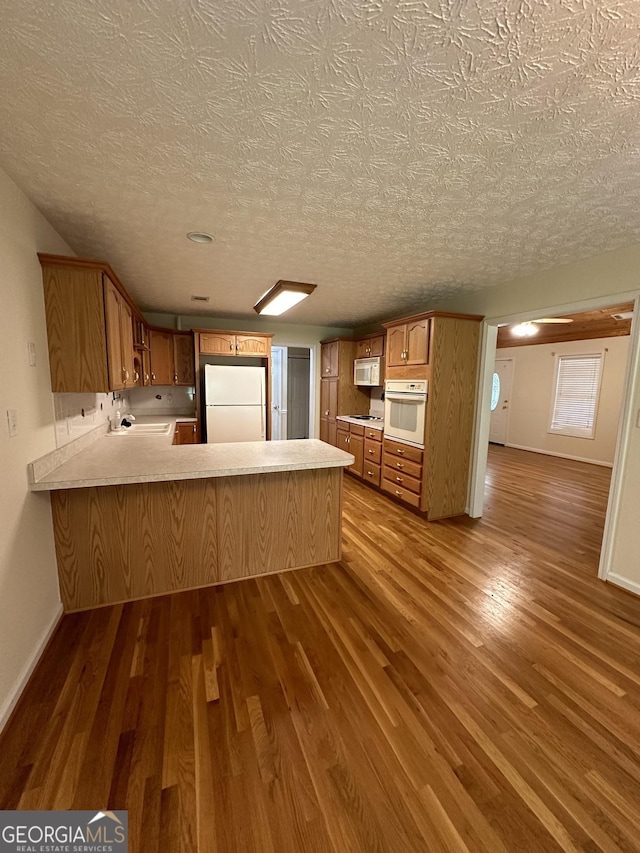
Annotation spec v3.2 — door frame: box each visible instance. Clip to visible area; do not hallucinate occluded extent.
[467,291,640,583]
[271,346,288,440]
[271,344,317,441]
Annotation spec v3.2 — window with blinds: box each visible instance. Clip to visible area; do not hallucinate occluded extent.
[549,353,603,438]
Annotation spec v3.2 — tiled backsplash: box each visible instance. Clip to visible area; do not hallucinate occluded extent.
[53,391,130,447]
[129,385,196,415]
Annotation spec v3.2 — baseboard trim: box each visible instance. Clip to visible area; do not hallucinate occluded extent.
[0,603,64,734]
[606,573,640,598]
[504,443,613,468]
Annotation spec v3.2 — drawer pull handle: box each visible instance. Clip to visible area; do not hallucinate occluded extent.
[396,476,403,483]
[367,470,374,476]
[397,449,405,455]
[368,449,374,454]
[395,489,402,496]
[396,462,404,469]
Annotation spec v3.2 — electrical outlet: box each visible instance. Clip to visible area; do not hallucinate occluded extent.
[6,409,18,437]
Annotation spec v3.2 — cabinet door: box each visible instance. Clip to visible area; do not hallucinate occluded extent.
[336,427,350,454]
[405,318,430,365]
[355,339,370,359]
[321,341,339,377]
[119,299,136,388]
[142,349,151,386]
[236,335,270,356]
[368,335,385,357]
[320,418,330,444]
[199,332,236,355]
[103,276,124,391]
[349,433,364,478]
[173,334,195,385]
[386,326,407,367]
[176,422,198,444]
[320,378,338,421]
[149,330,175,385]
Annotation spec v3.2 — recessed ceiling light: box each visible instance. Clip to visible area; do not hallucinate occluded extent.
[191,295,210,303]
[511,322,538,337]
[187,231,214,244]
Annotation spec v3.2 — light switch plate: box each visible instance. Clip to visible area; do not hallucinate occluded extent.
[27,340,37,366]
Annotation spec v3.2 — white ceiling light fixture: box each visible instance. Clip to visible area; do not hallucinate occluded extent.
[187,231,214,244]
[254,280,317,316]
[511,322,539,337]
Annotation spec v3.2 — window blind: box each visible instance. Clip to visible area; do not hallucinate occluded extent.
[550,354,603,438]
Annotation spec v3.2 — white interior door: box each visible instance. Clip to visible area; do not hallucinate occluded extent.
[489,358,514,444]
[270,346,288,440]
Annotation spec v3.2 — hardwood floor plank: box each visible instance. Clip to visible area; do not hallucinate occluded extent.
[3,446,640,850]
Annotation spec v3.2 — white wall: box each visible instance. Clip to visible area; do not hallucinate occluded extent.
[497,336,629,466]
[0,167,74,728]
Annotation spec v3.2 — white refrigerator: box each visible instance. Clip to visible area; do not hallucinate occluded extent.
[204,364,266,443]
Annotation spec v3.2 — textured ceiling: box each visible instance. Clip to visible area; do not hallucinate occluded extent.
[1,1,640,327]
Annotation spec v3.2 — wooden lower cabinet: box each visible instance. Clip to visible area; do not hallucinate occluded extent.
[349,432,364,477]
[174,422,198,444]
[50,468,343,611]
[381,478,421,508]
[364,437,381,466]
[381,438,424,509]
[362,462,381,488]
[320,418,336,446]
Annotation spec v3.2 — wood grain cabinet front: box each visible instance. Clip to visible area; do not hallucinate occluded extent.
[385,317,430,369]
[173,333,195,385]
[40,258,136,393]
[355,334,385,359]
[149,331,195,386]
[174,422,198,444]
[199,332,270,357]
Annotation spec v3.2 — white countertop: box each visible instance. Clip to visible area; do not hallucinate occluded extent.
[30,416,354,491]
[336,415,384,430]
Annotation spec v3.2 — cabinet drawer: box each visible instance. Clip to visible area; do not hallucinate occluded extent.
[350,423,365,436]
[363,462,381,487]
[381,479,421,508]
[383,453,422,480]
[383,438,423,463]
[383,466,421,495]
[364,439,381,465]
[365,427,382,442]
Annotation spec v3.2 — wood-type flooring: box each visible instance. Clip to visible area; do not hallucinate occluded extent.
[2,445,640,852]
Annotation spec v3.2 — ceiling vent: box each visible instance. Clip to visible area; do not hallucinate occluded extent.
[191,295,210,303]
[611,311,634,320]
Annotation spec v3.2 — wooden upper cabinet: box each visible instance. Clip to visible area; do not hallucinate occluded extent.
[385,316,430,368]
[236,334,269,356]
[356,335,384,359]
[405,318,430,365]
[149,330,175,385]
[321,340,339,377]
[173,334,195,385]
[198,331,270,358]
[386,326,408,367]
[104,276,124,391]
[200,332,236,355]
[119,298,136,388]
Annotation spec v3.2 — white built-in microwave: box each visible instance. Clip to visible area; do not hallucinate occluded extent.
[354,356,384,387]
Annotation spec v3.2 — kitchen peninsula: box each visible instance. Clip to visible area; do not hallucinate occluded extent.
[29,422,353,611]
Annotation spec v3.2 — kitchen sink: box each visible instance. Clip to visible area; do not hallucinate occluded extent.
[108,422,172,436]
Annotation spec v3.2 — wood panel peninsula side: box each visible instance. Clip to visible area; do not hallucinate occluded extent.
[30,434,353,612]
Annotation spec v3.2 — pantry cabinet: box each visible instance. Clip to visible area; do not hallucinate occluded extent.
[319,339,369,447]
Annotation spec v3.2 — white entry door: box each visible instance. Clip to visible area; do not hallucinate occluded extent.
[489,358,514,445]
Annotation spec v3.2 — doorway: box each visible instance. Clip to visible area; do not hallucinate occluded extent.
[469,297,639,584]
[271,346,312,440]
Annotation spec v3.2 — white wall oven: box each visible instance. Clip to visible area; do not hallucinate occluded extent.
[383,379,427,448]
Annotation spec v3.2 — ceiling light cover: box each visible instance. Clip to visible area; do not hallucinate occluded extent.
[254,280,316,316]
[511,322,539,337]
[187,231,214,244]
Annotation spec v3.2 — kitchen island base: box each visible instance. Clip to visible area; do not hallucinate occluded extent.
[51,467,343,611]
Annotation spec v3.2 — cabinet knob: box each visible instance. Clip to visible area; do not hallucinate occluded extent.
[396,448,405,455]
[144,373,149,382]
[395,490,402,496]
[324,410,329,416]
[174,374,178,382]
[368,449,374,454]
[396,476,403,483]
[367,470,373,476]
[325,367,329,373]
[396,462,404,469]
[193,424,196,433]
[134,371,139,382]
[151,373,156,380]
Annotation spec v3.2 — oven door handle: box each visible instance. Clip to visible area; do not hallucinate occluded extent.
[385,393,426,403]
